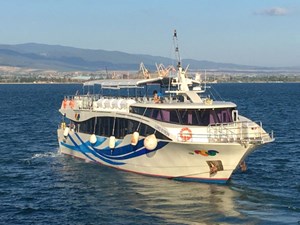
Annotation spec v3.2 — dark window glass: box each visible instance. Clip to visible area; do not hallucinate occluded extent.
[75,116,170,140]
[130,106,234,126]
[170,110,180,124]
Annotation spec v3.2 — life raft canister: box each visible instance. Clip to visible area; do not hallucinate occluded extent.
[63,99,67,109]
[180,127,192,142]
[69,99,75,109]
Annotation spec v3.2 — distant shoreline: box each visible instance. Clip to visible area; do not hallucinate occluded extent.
[0,81,299,85]
[0,82,81,85]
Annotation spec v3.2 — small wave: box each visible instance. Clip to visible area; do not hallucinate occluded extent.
[31,152,58,159]
[21,150,60,166]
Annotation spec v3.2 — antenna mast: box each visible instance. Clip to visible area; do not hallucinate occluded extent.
[166,30,204,103]
[173,29,181,68]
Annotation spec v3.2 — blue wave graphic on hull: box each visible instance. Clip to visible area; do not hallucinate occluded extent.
[62,134,124,165]
[93,140,168,160]
[61,133,168,166]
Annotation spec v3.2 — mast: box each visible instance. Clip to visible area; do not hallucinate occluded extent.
[167,30,204,103]
[173,29,189,91]
[173,29,181,68]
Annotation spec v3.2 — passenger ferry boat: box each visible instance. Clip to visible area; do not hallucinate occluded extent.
[57,31,274,184]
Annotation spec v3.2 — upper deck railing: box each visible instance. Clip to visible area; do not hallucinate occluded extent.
[62,94,185,111]
[176,121,274,144]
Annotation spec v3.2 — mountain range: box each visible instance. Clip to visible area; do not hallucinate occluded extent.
[0,43,294,72]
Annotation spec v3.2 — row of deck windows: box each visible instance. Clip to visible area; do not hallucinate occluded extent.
[130,107,235,126]
[72,117,170,140]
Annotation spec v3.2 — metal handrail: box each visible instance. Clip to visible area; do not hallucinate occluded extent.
[207,121,272,143]
[177,121,273,144]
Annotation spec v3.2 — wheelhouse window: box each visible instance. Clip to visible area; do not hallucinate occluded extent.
[130,106,235,126]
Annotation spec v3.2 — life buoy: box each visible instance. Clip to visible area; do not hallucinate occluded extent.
[180,127,192,142]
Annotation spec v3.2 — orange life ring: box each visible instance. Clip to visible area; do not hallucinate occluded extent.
[180,127,192,142]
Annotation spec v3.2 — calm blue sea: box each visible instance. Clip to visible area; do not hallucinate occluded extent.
[0,83,299,225]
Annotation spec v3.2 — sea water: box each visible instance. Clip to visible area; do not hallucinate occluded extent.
[0,83,299,224]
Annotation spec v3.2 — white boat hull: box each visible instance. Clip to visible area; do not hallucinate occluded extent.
[57,128,256,184]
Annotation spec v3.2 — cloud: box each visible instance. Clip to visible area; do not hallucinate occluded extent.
[255,7,289,16]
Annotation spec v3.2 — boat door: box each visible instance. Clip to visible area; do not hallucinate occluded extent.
[232,110,239,122]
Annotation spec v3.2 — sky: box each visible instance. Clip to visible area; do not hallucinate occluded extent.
[0,0,299,67]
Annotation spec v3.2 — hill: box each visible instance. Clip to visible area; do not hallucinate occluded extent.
[0,43,286,72]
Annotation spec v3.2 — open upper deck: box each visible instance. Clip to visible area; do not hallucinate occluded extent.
[82,75,206,103]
